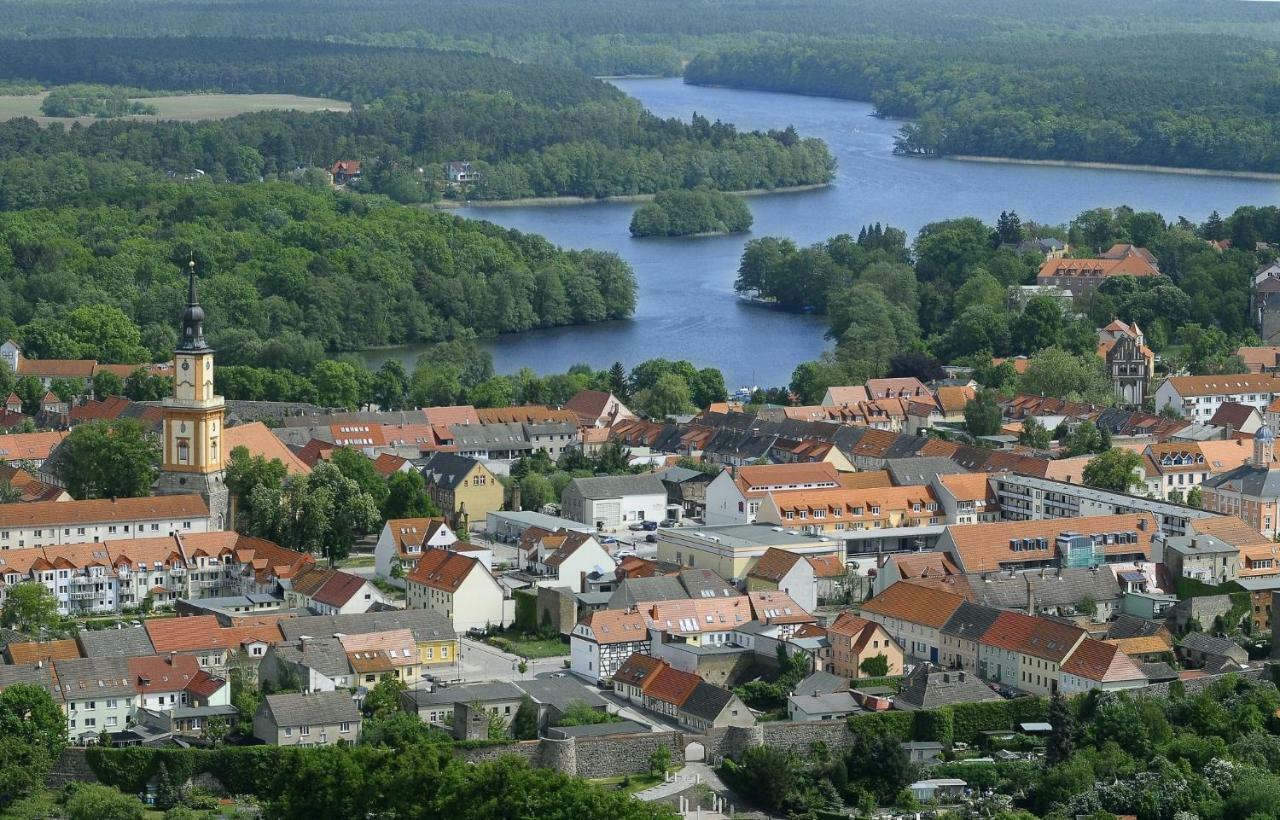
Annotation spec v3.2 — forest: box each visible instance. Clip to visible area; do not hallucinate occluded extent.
[744,205,1280,405]
[630,189,753,237]
[0,38,835,206]
[0,182,636,356]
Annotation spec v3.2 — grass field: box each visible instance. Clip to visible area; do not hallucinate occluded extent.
[0,90,349,125]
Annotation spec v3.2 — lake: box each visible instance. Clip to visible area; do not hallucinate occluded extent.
[361,77,1280,390]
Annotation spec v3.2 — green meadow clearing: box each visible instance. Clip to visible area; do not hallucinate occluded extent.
[0,91,349,125]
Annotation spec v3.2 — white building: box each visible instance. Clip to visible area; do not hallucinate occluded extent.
[520,529,615,593]
[405,547,507,633]
[1154,374,1280,421]
[561,474,667,530]
[374,517,458,579]
[569,608,651,683]
[703,462,844,526]
[0,495,210,551]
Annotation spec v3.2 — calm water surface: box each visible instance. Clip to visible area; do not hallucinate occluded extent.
[363,78,1280,389]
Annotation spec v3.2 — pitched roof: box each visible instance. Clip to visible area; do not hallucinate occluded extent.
[895,664,1001,710]
[823,386,871,405]
[643,663,702,706]
[1163,374,1280,398]
[1209,402,1260,430]
[1037,253,1159,282]
[608,576,689,609]
[418,451,488,490]
[565,390,630,424]
[1106,614,1168,640]
[747,590,815,625]
[128,654,213,694]
[6,638,81,664]
[578,609,649,645]
[940,601,1002,642]
[860,581,965,630]
[0,494,208,528]
[639,596,752,635]
[224,422,311,476]
[746,548,804,583]
[277,609,455,644]
[1103,635,1172,656]
[270,637,350,677]
[944,513,1156,573]
[1061,638,1146,683]
[406,547,482,593]
[566,474,666,500]
[17,358,96,378]
[735,462,842,490]
[681,681,737,721]
[937,473,995,503]
[981,611,1083,662]
[1179,631,1244,657]
[614,653,668,689]
[261,690,359,727]
[806,554,846,578]
[77,626,156,658]
[0,431,67,462]
[1190,515,1273,547]
[145,615,234,653]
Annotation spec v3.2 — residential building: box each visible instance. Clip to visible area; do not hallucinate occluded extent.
[1201,428,1280,538]
[283,565,388,615]
[519,528,614,593]
[821,385,871,407]
[278,610,457,671]
[418,452,503,529]
[1178,632,1249,670]
[893,663,1001,711]
[258,637,354,692]
[338,629,421,687]
[939,601,1001,674]
[755,484,941,536]
[613,652,753,731]
[1057,638,1147,694]
[865,377,932,401]
[747,548,824,612]
[1209,402,1264,437]
[702,462,846,525]
[964,566,1123,621]
[746,590,818,639]
[930,473,999,525]
[639,596,753,647]
[989,473,1213,536]
[977,610,1085,696]
[561,474,667,530]
[1036,247,1160,297]
[374,517,458,579]
[787,690,862,721]
[0,431,67,468]
[4,638,81,665]
[1162,534,1240,585]
[406,547,506,632]
[129,654,230,717]
[565,390,635,428]
[0,495,210,550]
[570,608,651,682]
[826,612,903,679]
[938,513,1157,574]
[55,657,137,741]
[859,582,966,665]
[253,691,361,746]
[1154,374,1280,421]
[655,465,716,520]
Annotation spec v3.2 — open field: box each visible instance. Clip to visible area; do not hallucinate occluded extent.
[0,91,349,126]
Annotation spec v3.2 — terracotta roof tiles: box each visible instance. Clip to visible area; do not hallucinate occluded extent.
[860,581,965,630]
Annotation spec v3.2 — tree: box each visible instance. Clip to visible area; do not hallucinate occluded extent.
[649,745,672,777]
[54,419,159,500]
[1018,416,1052,449]
[1187,486,1203,508]
[518,473,555,511]
[633,372,692,418]
[1,582,61,635]
[312,360,363,410]
[555,701,619,727]
[372,360,409,410]
[64,784,146,820]
[608,361,629,399]
[1082,449,1144,493]
[964,389,1002,436]
[888,351,946,382]
[0,683,66,802]
[996,210,1024,244]
[285,462,381,564]
[204,715,228,747]
[331,446,390,511]
[1020,347,1114,405]
[92,370,124,400]
[363,676,406,719]
[859,654,890,677]
[1046,692,1075,766]
[844,722,916,804]
[1064,421,1107,456]
[511,694,539,740]
[383,469,436,519]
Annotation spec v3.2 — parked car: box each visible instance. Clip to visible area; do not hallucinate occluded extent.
[659,519,678,528]
[601,536,617,545]
[616,550,636,559]
[628,522,647,531]
[640,520,658,531]
[645,533,659,543]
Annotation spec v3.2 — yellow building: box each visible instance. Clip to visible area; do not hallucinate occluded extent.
[419,452,503,529]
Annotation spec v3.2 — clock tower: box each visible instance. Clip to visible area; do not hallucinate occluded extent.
[154,259,229,529]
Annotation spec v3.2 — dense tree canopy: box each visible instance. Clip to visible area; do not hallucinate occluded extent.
[630,189,753,237]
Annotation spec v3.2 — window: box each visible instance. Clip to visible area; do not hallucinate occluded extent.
[84,718,96,727]
[340,722,351,733]
[106,717,117,727]
[106,699,116,708]
[285,727,292,737]
[300,725,310,735]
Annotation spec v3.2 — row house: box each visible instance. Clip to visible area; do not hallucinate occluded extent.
[1140,440,1253,502]
[903,386,976,435]
[612,652,754,731]
[755,484,941,535]
[703,462,851,525]
[1154,374,1280,421]
[745,547,845,613]
[278,610,458,674]
[825,612,903,679]
[0,494,210,551]
[569,608,651,683]
[1201,431,1280,538]
[283,565,389,615]
[858,582,966,665]
[938,513,1158,574]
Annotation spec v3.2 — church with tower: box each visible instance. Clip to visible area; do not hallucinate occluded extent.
[153,260,230,529]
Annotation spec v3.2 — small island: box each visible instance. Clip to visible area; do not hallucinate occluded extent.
[630,189,753,237]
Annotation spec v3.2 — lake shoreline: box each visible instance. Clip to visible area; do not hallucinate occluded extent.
[945,154,1280,182]
[432,182,830,209]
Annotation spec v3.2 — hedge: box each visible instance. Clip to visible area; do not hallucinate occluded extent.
[513,590,538,633]
[847,696,1048,746]
[849,710,913,740]
[911,709,953,746]
[85,747,284,796]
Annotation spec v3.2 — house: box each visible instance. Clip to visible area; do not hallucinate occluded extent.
[938,601,1001,674]
[418,452,503,529]
[53,656,137,741]
[746,590,817,639]
[930,473,999,525]
[144,615,241,678]
[894,663,1001,711]
[826,612,903,679]
[910,779,968,803]
[338,629,421,688]
[0,432,68,470]
[570,608,651,683]
[561,474,667,531]
[258,637,354,692]
[1201,430,1280,538]
[613,652,753,731]
[1162,534,1240,586]
[754,484,942,536]
[746,547,831,612]
[787,690,861,721]
[1057,637,1147,694]
[859,582,966,665]
[445,161,476,184]
[938,513,1156,574]
[655,465,716,520]
[1178,632,1249,670]
[329,161,362,184]
[519,529,614,593]
[77,626,156,659]
[1154,374,1280,421]
[865,377,931,401]
[638,596,753,647]
[821,385,871,407]
[1209,402,1264,437]
[0,494,210,550]
[283,565,388,615]
[4,638,81,665]
[374,517,458,579]
[405,547,506,633]
[564,390,635,428]
[129,654,230,716]
[1036,248,1159,297]
[253,691,361,746]
[278,610,457,671]
[702,462,847,525]
[977,610,1085,696]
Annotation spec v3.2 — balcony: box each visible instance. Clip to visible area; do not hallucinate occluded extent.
[68,590,102,600]
[70,576,101,589]
[169,567,186,576]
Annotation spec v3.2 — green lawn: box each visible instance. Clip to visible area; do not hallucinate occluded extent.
[0,90,349,125]
[590,773,666,794]
[486,630,569,659]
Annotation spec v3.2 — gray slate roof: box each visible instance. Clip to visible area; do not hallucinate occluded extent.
[795,670,849,696]
[896,665,1001,711]
[419,451,487,490]
[77,626,155,658]
[680,681,737,722]
[566,474,666,500]
[1179,631,1246,658]
[516,678,607,711]
[1203,463,1280,498]
[607,576,688,610]
[547,719,650,738]
[885,458,967,486]
[0,663,56,695]
[678,569,738,599]
[270,638,350,678]
[1164,534,1238,556]
[788,691,861,716]
[1107,614,1166,640]
[406,681,524,708]
[967,568,1120,611]
[261,691,359,727]
[941,601,1002,641]
[54,657,135,700]
[278,609,455,643]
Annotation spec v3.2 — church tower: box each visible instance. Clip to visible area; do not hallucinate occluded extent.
[154,259,229,529]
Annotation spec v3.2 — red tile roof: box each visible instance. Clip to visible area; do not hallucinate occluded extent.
[579,609,649,645]
[1061,637,1145,683]
[406,547,481,593]
[982,611,1084,662]
[614,652,666,688]
[144,616,231,653]
[860,581,965,630]
[746,548,803,583]
[0,494,208,528]
[643,663,701,706]
[747,590,815,625]
[6,638,81,664]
